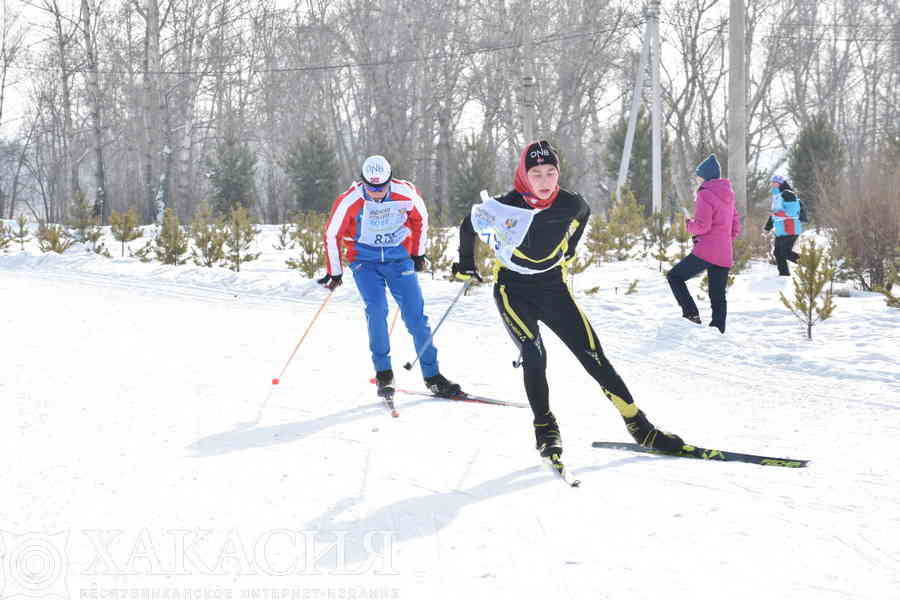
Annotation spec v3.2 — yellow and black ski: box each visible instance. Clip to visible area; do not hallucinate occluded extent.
[592,442,809,468]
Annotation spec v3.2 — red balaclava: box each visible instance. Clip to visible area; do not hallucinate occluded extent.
[514,140,560,209]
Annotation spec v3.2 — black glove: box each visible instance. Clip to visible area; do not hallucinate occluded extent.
[451,262,483,282]
[412,255,428,272]
[317,273,343,290]
[763,216,773,232]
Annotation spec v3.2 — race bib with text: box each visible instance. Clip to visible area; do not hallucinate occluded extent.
[358,200,413,247]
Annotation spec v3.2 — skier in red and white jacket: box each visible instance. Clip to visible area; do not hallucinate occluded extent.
[319,155,462,398]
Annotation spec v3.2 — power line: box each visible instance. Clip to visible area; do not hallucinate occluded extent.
[779,21,899,30]
[768,33,900,43]
[3,23,636,78]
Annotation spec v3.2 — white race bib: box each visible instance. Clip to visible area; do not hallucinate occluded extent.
[358,200,413,247]
[471,191,545,273]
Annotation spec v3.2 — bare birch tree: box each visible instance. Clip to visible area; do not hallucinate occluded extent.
[79,0,109,223]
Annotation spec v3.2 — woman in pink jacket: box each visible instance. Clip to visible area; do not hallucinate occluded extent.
[666,154,742,333]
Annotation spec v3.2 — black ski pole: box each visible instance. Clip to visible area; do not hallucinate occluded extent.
[403,279,474,371]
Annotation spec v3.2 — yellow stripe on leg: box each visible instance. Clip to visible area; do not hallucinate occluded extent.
[499,285,534,339]
[605,390,638,418]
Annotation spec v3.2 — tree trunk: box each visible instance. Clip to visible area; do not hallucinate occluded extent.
[140,0,164,222]
[47,0,81,219]
[435,111,452,222]
[81,0,109,224]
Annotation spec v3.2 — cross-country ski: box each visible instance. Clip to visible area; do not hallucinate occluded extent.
[591,441,809,468]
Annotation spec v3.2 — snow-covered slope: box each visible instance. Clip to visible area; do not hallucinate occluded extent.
[1,228,897,600]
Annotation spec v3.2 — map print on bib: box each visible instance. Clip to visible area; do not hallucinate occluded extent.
[470,190,538,272]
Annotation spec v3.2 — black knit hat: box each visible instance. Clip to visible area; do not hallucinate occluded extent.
[524,141,559,171]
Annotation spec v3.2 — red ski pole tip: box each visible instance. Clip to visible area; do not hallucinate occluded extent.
[271,378,280,385]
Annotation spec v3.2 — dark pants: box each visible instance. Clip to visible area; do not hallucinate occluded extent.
[666,253,730,331]
[493,267,635,418]
[774,235,799,275]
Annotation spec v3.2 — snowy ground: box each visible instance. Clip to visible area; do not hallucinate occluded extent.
[1,226,898,600]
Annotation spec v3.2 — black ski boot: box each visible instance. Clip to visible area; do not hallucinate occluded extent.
[683,314,702,324]
[534,411,563,457]
[424,373,461,397]
[623,410,684,452]
[375,369,394,398]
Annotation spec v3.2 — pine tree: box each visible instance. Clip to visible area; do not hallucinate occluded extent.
[788,114,845,223]
[647,211,675,272]
[36,222,75,254]
[668,216,692,266]
[449,134,497,222]
[473,238,496,284]
[110,209,143,257]
[190,202,226,267]
[273,223,294,250]
[876,245,900,308]
[67,191,94,242]
[583,214,612,263]
[283,129,341,213]
[67,191,105,252]
[285,212,326,278]
[12,215,30,251]
[0,221,11,252]
[222,206,260,272]
[425,217,453,279]
[604,107,672,215]
[208,129,257,217]
[153,208,189,265]
[625,279,639,295]
[605,188,646,261]
[779,241,836,340]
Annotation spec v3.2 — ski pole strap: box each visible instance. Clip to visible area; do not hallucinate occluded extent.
[404,279,473,370]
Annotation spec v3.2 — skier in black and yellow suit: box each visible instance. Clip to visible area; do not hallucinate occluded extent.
[452,140,684,458]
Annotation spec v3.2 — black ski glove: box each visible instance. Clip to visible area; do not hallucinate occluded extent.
[317,273,343,290]
[451,262,483,282]
[412,255,428,272]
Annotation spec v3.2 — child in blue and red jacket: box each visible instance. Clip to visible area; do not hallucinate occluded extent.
[764,174,803,276]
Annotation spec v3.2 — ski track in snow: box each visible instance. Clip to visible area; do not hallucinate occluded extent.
[1,231,899,600]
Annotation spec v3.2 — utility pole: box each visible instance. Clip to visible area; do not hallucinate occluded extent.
[617,1,662,213]
[728,0,747,217]
[522,1,535,142]
[649,0,662,214]
[523,75,535,142]
[615,20,650,202]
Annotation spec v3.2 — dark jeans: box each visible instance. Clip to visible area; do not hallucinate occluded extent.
[774,235,799,275]
[666,253,730,330]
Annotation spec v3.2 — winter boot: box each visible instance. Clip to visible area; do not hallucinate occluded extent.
[683,314,702,324]
[375,369,395,398]
[534,411,563,457]
[424,373,461,397]
[623,410,685,452]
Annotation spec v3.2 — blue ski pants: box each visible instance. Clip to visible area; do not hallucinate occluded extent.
[350,258,439,378]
